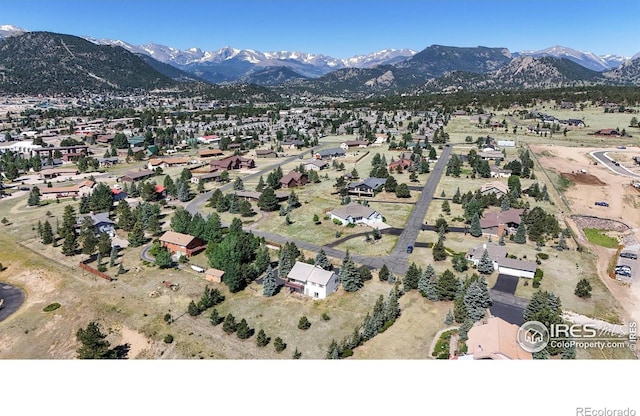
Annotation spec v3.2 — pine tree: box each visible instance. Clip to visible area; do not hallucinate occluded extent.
[340,258,363,292]
[403,262,421,291]
[500,197,510,212]
[254,246,271,275]
[464,281,489,321]
[258,187,280,212]
[452,187,461,204]
[76,321,119,359]
[236,319,253,339]
[262,264,278,297]
[514,223,527,244]
[222,314,237,334]
[256,329,270,347]
[187,300,201,316]
[437,269,459,301]
[97,232,112,257]
[314,249,332,270]
[432,237,447,261]
[477,249,495,274]
[79,217,98,256]
[255,175,266,192]
[469,212,482,237]
[109,246,118,267]
[378,264,390,281]
[61,231,78,256]
[27,186,41,206]
[458,318,474,342]
[444,309,454,325]
[41,220,54,245]
[419,264,439,301]
[384,287,401,322]
[127,220,146,248]
[209,308,223,326]
[274,336,286,352]
[233,176,244,191]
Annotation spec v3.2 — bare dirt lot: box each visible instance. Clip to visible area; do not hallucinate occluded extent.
[532,144,640,328]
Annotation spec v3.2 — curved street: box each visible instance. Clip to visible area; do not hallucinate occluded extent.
[590,150,640,179]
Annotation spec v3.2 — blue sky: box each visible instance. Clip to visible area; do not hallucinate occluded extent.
[2,0,639,58]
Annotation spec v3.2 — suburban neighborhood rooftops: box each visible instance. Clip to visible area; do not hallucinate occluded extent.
[330,202,378,220]
[465,317,533,360]
[287,262,336,286]
[498,257,537,273]
[466,242,507,262]
[159,231,198,247]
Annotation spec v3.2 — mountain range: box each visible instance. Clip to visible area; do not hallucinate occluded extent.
[0,24,639,97]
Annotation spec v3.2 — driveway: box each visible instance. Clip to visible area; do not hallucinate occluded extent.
[492,274,519,295]
[0,282,26,323]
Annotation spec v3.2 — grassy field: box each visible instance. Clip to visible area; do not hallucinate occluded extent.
[583,228,620,248]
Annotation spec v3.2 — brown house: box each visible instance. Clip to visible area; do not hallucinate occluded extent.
[280,171,309,188]
[256,149,277,158]
[210,155,255,171]
[198,149,224,158]
[159,231,206,258]
[205,268,225,283]
[119,169,155,183]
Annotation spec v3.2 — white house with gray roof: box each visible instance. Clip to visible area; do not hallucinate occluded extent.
[285,261,339,299]
[329,202,384,227]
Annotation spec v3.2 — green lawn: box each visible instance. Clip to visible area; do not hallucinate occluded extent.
[583,228,620,248]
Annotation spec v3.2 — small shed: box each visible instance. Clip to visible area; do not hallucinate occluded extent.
[205,268,225,283]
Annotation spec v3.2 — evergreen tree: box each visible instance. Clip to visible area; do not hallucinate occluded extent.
[500,197,510,212]
[254,246,271,275]
[187,300,201,316]
[432,237,447,261]
[384,287,401,322]
[61,231,78,256]
[452,187,461,204]
[209,308,223,326]
[258,187,280,211]
[255,175,266,192]
[97,232,112,257]
[60,205,78,238]
[378,264,390,281]
[444,309,454,325]
[170,206,192,234]
[188,212,206,239]
[41,220,54,244]
[464,281,489,321]
[273,336,286,352]
[176,179,191,202]
[523,290,564,355]
[116,200,135,231]
[574,278,592,298]
[236,319,253,339]
[127,220,146,247]
[403,262,421,291]
[27,186,41,206]
[262,264,278,297]
[384,175,397,192]
[419,265,439,301]
[395,183,411,198]
[514,223,527,244]
[437,269,459,301]
[297,316,311,330]
[163,175,177,197]
[458,318,474,342]
[233,176,244,191]
[155,247,173,269]
[314,249,332,270]
[477,249,495,274]
[256,329,270,347]
[340,257,363,292]
[222,314,237,334]
[109,245,118,267]
[79,217,98,256]
[469,212,482,237]
[203,213,223,243]
[76,321,120,359]
[287,190,301,210]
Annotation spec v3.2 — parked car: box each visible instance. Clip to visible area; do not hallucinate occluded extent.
[595,201,609,207]
[407,245,414,254]
[620,252,637,260]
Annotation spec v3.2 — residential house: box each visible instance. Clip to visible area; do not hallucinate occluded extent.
[498,258,537,279]
[459,317,532,360]
[388,157,413,172]
[210,155,255,171]
[77,212,116,236]
[340,140,369,150]
[147,157,190,170]
[285,261,340,299]
[477,150,504,160]
[190,171,225,184]
[234,190,288,202]
[480,208,524,236]
[111,188,128,202]
[480,182,509,197]
[466,242,507,270]
[256,149,278,158]
[315,148,345,160]
[159,231,206,258]
[348,177,387,197]
[489,165,512,178]
[97,157,119,167]
[329,202,384,227]
[303,159,329,171]
[40,185,82,200]
[280,171,308,188]
[119,169,155,183]
[39,168,79,179]
[282,139,305,150]
[197,149,224,158]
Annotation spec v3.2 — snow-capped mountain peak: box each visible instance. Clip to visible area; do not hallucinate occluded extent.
[0,24,27,38]
[517,45,630,71]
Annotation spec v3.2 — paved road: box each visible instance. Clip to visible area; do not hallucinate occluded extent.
[185,144,452,276]
[0,282,26,323]
[591,150,640,179]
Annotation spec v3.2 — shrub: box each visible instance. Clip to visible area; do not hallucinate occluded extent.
[163,313,172,323]
[43,302,61,312]
[274,336,287,352]
[536,252,549,260]
[333,218,343,225]
[346,223,355,228]
[164,334,174,344]
[298,316,311,330]
[321,312,331,321]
